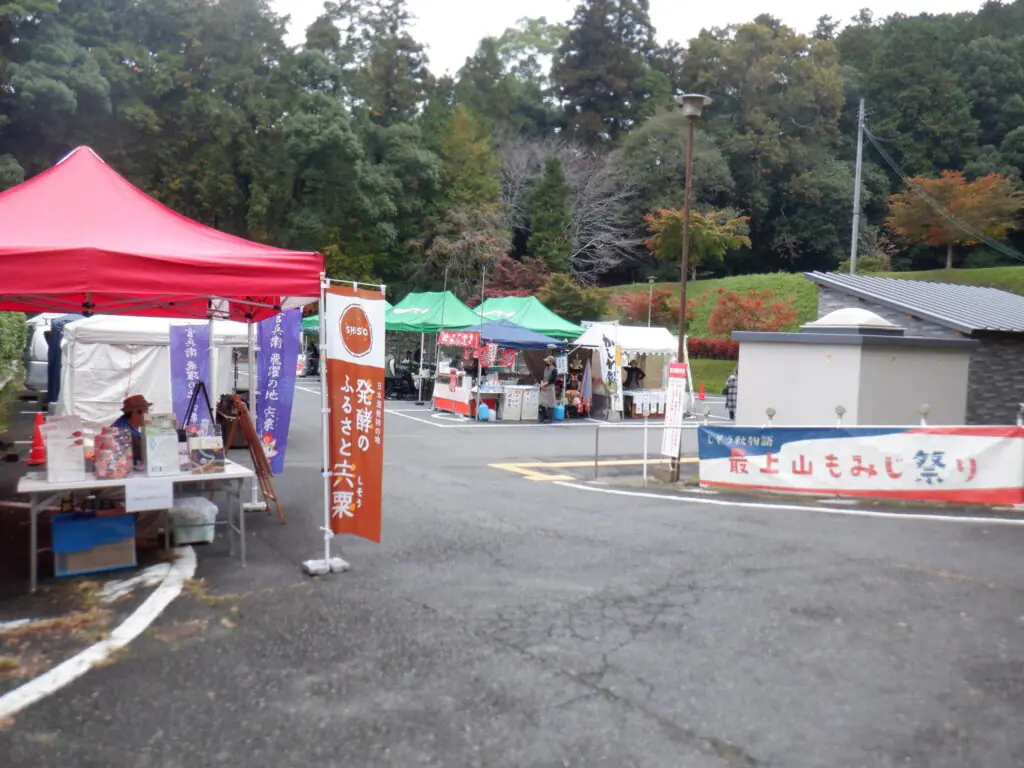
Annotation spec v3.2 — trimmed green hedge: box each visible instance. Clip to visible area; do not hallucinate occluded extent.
[0,312,27,382]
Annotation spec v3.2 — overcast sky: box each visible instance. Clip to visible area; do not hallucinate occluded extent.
[271,0,987,76]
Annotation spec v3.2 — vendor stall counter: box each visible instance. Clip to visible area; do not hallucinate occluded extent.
[432,371,498,418]
[623,389,668,419]
[18,460,253,591]
[432,372,540,421]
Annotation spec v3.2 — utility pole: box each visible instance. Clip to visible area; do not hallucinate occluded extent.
[849,98,866,275]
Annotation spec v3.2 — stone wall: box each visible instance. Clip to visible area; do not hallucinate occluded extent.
[964,334,1024,425]
[816,285,1024,425]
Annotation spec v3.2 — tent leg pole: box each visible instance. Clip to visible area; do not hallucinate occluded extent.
[244,321,266,513]
[304,276,348,576]
[414,332,425,406]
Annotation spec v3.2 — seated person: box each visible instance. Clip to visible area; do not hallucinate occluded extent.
[111,393,151,467]
[107,394,162,548]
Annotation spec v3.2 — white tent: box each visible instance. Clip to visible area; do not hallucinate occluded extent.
[575,323,677,354]
[58,315,249,427]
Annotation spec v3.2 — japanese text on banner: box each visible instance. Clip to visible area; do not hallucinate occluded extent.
[439,330,481,348]
[661,362,689,457]
[325,285,386,543]
[697,426,1024,506]
[169,324,210,426]
[256,308,301,474]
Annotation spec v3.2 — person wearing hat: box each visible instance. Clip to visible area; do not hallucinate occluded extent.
[111,394,152,467]
[539,355,558,423]
[107,394,163,547]
[623,359,646,390]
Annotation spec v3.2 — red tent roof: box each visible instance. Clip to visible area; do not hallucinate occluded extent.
[0,147,322,320]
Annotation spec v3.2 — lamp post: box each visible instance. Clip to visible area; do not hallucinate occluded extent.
[674,93,710,478]
[674,93,712,366]
[646,276,656,327]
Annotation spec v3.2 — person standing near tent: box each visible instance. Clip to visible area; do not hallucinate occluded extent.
[539,355,558,423]
[623,359,646,390]
[724,369,738,421]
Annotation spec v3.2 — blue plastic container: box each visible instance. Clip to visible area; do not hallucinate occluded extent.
[553,405,566,421]
[477,404,490,421]
[52,513,136,577]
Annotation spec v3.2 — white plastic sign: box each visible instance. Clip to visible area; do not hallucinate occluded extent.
[126,478,174,512]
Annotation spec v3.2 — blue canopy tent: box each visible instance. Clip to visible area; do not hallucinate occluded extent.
[473,319,567,350]
[47,314,85,403]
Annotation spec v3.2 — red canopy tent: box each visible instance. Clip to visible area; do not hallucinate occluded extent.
[0,146,322,320]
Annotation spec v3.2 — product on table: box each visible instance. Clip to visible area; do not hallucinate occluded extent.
[94,426,133,479]
[40,416,86,483]
[189,435,225,474]
[143,421,181,477]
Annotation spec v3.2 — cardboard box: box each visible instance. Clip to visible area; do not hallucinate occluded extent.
[52,513,136,577]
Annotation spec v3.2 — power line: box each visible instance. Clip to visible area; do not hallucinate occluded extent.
[863,126,1024,264]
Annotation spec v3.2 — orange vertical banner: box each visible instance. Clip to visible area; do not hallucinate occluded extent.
[324,284,386,543]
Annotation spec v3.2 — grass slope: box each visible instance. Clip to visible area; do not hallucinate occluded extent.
[606,266,1024,337]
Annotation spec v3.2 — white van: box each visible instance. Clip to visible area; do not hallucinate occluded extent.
[22,313,63,393]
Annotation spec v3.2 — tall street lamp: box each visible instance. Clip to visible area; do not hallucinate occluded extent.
[647,275,656,327]
[675,93,712,366]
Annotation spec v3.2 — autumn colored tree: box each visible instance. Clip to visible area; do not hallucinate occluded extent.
[473,255,550,304]
[885,171,1024,269]
[707,288,797,336]
[611,287,676,327]
[609,287,703,329]
[644,208,751,280]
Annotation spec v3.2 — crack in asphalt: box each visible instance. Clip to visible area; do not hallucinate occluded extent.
[405,575,762,768]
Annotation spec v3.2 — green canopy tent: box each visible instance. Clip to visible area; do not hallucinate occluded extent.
[475,296,583,340]
[386,291,479,403]
[385,291,477,332]
[302,301,392,335]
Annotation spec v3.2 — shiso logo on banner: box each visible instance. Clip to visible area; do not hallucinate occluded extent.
[339,304,373,358]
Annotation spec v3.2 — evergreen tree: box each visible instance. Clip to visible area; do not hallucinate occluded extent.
[552,0,656,145]
[528,155,572,272]
[441,105,500,208]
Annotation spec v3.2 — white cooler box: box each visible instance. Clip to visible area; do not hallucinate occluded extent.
[170,496,218,545]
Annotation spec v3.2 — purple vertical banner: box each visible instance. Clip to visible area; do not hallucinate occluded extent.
[169,323,210,426]
[257,308,301,474]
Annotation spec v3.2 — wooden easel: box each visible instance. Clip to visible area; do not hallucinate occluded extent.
[226,394,285,523]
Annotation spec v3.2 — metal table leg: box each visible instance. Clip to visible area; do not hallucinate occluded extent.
[227,481,235,558]
[239,478,246,567]
[29,491,62,593]
[30,493,39,592]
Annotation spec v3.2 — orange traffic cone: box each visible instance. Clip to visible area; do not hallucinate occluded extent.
[26,413,46,466]
[698,382,705,401]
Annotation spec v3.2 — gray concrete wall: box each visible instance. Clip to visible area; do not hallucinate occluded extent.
[816,286,1024,425]
[737,341,861,426]
[858,347,970,425]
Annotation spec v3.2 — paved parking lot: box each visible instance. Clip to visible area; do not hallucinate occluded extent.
[2,394,1023,767]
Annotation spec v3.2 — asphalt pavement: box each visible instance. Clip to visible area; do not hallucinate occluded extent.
[2,380,1023,767]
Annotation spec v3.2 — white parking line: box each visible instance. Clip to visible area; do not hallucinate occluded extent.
[552,481,1024,526]
[0,546,197,720]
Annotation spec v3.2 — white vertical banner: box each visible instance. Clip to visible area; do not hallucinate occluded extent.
[661,362,689,457]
